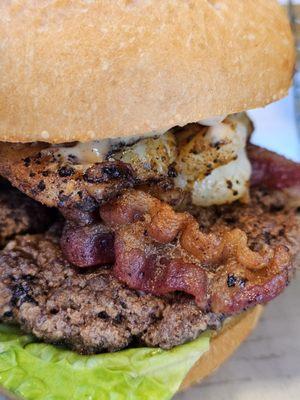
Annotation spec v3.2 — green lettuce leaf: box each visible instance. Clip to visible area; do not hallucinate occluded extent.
[0,324,210,400]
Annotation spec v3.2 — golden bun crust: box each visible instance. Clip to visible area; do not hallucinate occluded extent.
[180,305,264,391]
[0,1,294,143]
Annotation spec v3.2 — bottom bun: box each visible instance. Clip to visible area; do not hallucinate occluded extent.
[180,305,264,391]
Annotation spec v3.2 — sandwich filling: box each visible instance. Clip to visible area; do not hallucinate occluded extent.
[0,113,252,215]
[0,114,299,354]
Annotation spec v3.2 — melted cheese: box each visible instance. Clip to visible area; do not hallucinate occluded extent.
[48,136,145,165]
[51,141,111,164]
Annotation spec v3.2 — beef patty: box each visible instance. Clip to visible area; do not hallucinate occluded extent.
[0,183,54,247]
[0,188,299,354]
[0,233,222,353]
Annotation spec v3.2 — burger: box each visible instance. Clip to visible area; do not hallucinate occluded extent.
[0,1,299,399]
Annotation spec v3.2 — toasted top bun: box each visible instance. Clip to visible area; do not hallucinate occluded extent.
[180,305,263,391]
[0,1,294,144]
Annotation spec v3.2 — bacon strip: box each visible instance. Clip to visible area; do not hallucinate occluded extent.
[61,189,292,314]
[249,144,300,189]
[99,190,292,314]
[100,190,187,243]
[60,223,115,267]
[210,246,290,314]
[114,223,209,310]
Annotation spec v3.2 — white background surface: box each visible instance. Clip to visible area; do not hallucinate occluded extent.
[249,92,300,162]
[175,92,300,400]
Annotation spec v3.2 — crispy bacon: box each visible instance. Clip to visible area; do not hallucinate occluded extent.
[61,188,294,314]
[114,223,209,310]
[100,191,186,243]
[99,190,293,314]
[60,222,115,267]
[210,245,291,314]
[101,191,280,269]
[249,144,300,189]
